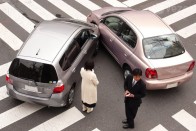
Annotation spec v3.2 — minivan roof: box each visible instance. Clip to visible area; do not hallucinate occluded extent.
[120,10,172,38]
[18,20,80,62]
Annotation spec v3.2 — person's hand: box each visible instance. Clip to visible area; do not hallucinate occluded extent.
[124,90,130,96]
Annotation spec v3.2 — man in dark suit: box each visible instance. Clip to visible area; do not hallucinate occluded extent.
[122,68,146,129]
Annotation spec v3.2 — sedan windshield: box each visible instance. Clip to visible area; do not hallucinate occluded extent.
[143,34,185,59]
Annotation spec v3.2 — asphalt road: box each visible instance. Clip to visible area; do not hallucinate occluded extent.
[0,0,196,131]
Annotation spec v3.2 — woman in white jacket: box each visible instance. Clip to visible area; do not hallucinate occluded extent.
[80,60,99,113]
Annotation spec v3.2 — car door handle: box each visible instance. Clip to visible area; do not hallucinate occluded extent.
[72,68,76,72]
[110,39,113,42]
[124,53,127,57]
[83,50,87,54]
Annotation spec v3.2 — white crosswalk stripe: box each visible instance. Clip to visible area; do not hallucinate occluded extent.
[0,3,34,33]
[19,0,56,20]
[75,0,101,11]
[0,23,23,51]
[194,101,196,104]
[92,128,101,131]
[0,86,8,101]
[150,124,168,131]
[172,109,196,131]
[176,23,196,38]
[144,0,186,13]
[0,103,44,129]
[163,4,196,25]
[47,0,86,21]
[29,107,85,131]
[123,0,147,7]
[0,62,11,77]
[103,0,127,7]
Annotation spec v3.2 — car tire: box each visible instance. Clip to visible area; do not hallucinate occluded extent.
[66,87,75,108]
[123,66,132,79]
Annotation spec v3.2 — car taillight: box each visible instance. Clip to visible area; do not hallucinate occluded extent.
[187,61,195,72]
[53,84,64,93]
[145,68,158,79]
[6,74,12,84]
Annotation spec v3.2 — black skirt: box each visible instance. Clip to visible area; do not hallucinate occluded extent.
[82,101,96,108]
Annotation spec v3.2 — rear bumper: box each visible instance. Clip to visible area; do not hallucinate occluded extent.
[6,84,68,107]
[145,71,193,90]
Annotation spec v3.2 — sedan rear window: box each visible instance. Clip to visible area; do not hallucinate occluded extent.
[9,58,58,83]
[143,34,185,59]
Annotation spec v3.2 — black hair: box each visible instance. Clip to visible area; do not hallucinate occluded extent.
[132,68,142,76]
[84,59,94,71]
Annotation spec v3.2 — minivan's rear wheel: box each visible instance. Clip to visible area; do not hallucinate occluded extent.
[66,87,75,107]
[123,66,132,79]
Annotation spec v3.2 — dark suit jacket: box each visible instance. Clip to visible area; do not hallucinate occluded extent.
[124,75,146,105]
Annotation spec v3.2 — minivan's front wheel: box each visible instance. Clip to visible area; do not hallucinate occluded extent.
[66,87,75,107]
[123,66,132,79]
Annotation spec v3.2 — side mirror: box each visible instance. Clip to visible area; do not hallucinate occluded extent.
[100,19,104,23]
[90,33,98,39]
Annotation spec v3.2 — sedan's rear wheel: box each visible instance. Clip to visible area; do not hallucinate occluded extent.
[123,66,132,79]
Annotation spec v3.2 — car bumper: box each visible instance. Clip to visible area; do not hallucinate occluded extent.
[145,71,193,90]
[6,84,68,107]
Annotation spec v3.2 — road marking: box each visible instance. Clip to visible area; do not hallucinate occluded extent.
[0,103,44,129]
[123,0,147,7]
[172,109,196,131]
[194,101,196,104]
[176,23,196,38]
[0,23,23,51]
[0,3,34,33]
[163,4,196,25]
[75,0,101,11]
[150,124,168,131]
[0,86,8,101]
[48,0,86,21]
[145,0,185,13]
[103,0,127,7]
[29,107,85,131]
[92,128,101,131]
[0,62,11,77]
[19,0,56,20]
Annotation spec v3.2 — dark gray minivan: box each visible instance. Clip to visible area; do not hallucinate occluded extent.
[6,19,99,107]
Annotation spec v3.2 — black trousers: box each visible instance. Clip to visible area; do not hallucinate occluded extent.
[125,100,140,127]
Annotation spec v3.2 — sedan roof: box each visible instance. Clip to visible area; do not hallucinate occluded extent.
[18,20,80,62]
[120,10,173,38]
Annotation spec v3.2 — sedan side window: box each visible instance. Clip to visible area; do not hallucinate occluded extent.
[75,30,90,48]
[59,40,81,71]
[120,23,137,48]
[104,16,123,36]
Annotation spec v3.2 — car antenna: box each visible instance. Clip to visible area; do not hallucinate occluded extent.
[36,49,40,55]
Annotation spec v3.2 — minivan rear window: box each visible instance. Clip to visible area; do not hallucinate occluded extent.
[9,58,58,83]
[143,34,185,59]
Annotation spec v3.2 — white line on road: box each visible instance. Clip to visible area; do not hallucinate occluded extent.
[75,0,101,11]
[176,23,196,38]
[0,86,8,101]
[0,103,44,130]
[123,0,147,7]
[29,107,85,131]
[145,0,185,13]
[172,109,196,131]
[0,62,11,77]
[194,101,196,104]
[150,124,168,131]
[92,128,101,131]
[48,0,86,21]
[0,23,23,51]
[0,2,34,33]
[103,0,127,7]
[163,4,196,25]
[19,0,56,20]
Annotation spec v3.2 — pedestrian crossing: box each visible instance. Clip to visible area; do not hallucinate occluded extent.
[0,0,195,130]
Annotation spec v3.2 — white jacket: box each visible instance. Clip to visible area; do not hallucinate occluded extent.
[80,67,99,104]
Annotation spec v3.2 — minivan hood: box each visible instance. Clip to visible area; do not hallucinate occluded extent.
[148,51,193,79]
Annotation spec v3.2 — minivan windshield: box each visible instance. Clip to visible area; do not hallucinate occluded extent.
[9,58,58,83]
[143,34,185,59]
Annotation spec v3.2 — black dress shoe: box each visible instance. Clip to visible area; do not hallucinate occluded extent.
[122,119,128,124]
[123,124,134,129]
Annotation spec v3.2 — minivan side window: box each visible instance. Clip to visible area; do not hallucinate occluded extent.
[59,40,81,71]
[120,23,137,48]
[104,16,123,36]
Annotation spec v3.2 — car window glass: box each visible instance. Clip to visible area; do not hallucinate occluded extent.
[104,16,123,36]
[75,30,90,48]
[9,58,58,83]
[120,23,137,48]
[59,40,81,71]
[143,34,185,59]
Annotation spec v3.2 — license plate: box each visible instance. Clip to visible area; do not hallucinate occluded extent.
[24,85,38,92]
[166,83,178,89]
